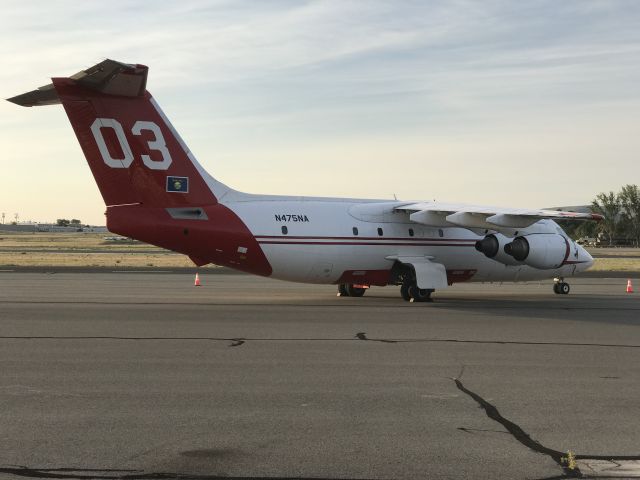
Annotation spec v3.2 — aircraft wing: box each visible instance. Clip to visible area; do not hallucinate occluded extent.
[395,202,603,230]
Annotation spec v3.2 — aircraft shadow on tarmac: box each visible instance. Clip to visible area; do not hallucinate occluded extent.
[369,293,640,327]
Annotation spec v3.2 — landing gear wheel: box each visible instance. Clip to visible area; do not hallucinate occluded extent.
[408,285,433,302]
[346,284,366,297]
[337,284,349,297]
[400,284,411,301]
[553,282,570,295]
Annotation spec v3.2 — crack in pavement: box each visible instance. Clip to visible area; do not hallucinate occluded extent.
[355,332,397,343]
[0,466,382,480]
[453,375,640,478]
[1,334,639,350]
[453,376,576,476]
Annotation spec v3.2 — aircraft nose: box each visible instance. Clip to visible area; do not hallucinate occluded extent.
[578,244,594,270]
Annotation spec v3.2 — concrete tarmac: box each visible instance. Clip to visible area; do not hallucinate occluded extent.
[1,272,639,479]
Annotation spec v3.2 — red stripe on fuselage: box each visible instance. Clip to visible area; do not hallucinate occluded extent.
[258,240,476,247]
[255,235,475,242]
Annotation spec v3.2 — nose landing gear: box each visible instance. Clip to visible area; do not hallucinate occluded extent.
[553,277,570,295]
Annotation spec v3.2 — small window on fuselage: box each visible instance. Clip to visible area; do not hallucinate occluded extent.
[408,228,414,237]
[281,226,288,235]
[377,227,383,236]
[352,227,359,236]
[438,228,444,238]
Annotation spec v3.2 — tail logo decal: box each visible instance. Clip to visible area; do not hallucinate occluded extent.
[166,176,189,193]
[90,118,173,170]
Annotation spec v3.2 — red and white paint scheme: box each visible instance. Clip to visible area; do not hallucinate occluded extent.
[9,60,601,301]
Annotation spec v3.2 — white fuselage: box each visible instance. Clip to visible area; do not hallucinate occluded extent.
[225,196,594,286]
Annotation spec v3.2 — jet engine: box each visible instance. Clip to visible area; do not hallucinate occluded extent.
[475,234,522,266]
[503,234,568,270]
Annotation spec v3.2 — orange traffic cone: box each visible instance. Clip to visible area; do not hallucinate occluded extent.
[626,279,633,293]
[194,272,201,287]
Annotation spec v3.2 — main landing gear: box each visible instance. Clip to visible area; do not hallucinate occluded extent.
[553,277,570,295]
[337,284,367,297]
[395,263,434,302]
[338,263,437,302]
[400,280,434,302]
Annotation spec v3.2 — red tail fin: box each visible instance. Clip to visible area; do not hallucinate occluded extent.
[14,60,220,208]
[8,60,272,277]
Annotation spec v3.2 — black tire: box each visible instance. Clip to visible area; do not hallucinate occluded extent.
[338,284,349,297]
[409,285,433,302]
[553,283,561,294]
[560,282,570,295]
[400,284,411,301]
[346,284,366,297]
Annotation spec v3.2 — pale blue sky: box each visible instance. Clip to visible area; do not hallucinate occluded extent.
[1,0,639,224]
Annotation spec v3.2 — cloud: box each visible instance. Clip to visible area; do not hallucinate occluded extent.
[2,0,640,223]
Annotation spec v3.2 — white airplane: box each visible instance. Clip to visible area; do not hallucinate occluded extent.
[8,60,600,301]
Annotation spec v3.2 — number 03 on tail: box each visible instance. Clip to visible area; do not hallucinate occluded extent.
[8,60,600,302]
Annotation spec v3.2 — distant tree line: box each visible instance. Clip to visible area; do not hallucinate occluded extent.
[56,219,82,227]
[561,184,640,246]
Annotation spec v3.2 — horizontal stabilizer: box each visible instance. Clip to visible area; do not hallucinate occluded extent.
[7,59,148,107]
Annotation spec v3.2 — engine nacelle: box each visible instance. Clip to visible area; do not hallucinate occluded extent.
[503,234,568,269]
[475,234,522,266]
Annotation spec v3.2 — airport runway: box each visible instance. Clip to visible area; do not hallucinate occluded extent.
[1,272,639,479]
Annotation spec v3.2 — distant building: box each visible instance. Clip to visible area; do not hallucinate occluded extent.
[0,224,37,232]
[0,223,108,233]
